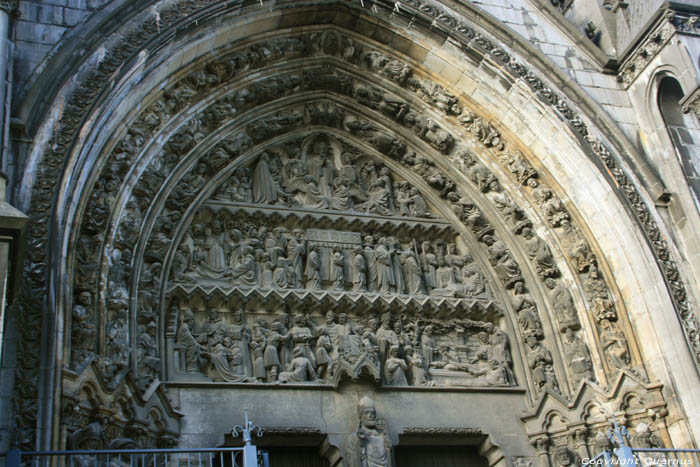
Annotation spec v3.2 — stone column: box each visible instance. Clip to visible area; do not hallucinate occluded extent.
[531,436,551,467]
[0,1,17,172]
[568,426,590,460]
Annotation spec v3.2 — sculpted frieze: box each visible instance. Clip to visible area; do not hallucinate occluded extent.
[168,302,514,389]
[168,205,493,302]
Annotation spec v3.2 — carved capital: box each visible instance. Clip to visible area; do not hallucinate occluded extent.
[568,426,588,445]
[0,0,19,17]
[681,87,700,119]
[531,436,550,453]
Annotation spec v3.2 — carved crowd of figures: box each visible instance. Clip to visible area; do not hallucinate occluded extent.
[213,146,433,219]
[174,307,514,387]
[171,214,493,299]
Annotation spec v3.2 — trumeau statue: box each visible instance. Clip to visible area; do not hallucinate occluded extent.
[345,396,392,467]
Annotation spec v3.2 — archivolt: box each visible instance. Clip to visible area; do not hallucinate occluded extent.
[13,0,691,449]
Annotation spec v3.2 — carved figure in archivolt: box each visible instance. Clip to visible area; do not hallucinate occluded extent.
[345,396,392,467]
[71,291,97,368]
[600,319,630,370]
[563,328,594,386]
[526,335,559,393]
[545,278,580,332]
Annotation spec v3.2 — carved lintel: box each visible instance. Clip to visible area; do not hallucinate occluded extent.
[400,427,484,437]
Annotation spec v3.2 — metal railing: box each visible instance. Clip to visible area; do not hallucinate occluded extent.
[0,411,269,467]
[0,447,268,467]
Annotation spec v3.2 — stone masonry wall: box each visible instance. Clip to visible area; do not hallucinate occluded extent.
[13,0,111,99]
[12,0,636,148]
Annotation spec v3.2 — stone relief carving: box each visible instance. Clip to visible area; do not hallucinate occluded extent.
[43,22,656,454]
[168,302,514,388]
[21,0,684,444]
[563,328,594,386]
[599,319,631,370]
[617,11,676,88]
[12,0,687,449]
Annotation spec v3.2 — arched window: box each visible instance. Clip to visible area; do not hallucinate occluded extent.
[657,77,700,208]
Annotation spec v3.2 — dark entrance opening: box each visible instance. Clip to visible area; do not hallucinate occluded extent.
[394,444,489,467]
[263,446,331,467]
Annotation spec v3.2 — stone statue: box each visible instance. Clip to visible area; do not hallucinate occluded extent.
[383,345,408,386]
[563,328,594,386]
[230,245,258,286]
[526,335,558,392]
[387,237,404,294]
[545,278,580,332]
[264,321,286,382]
[404,346,429,386]
[600,319,630,370]
[290,314,317,368]
[279,346,318,383]
[305,244,322,289]
[421,241,437,291]
[522,227,558,279]
[287,229,306,288]
[461,261,487,297]
[71,291,97,366]
[375,237,395,293]
[485,322,515,384]
[376,317,399,365]
[332,247,345,290]
[315,331,334,380]
[136,321,159,382]
[176,309,206,373]
[420,325,437,369]
[253,151,284,204]
[586,265,616,322]
[345,396,392,467]
[402,249,426,295]
[228,309,253,377]
[352,246,367,292]
[408,187,429,217]
[364,235,378,292]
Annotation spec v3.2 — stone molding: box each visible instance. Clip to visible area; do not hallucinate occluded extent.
[617,9,676,88]
[521,371,670,465]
